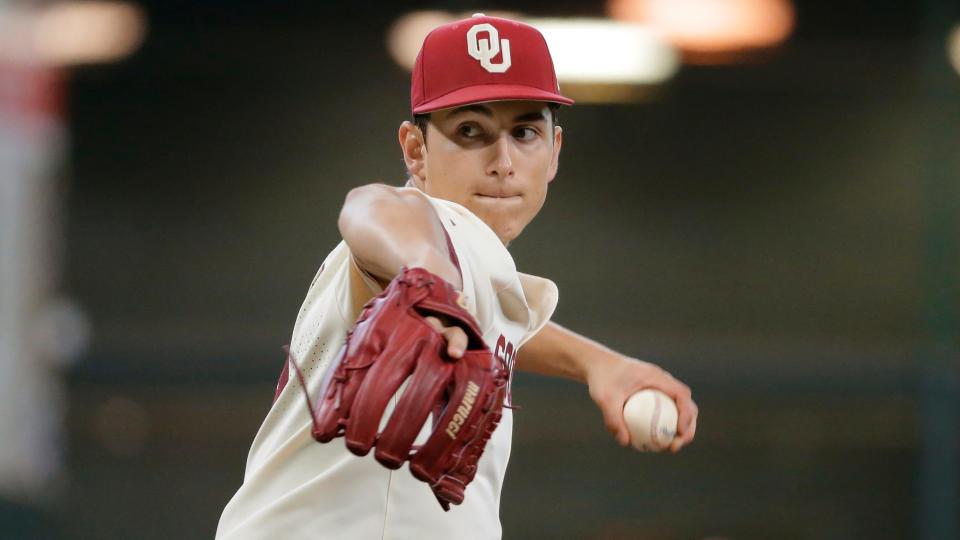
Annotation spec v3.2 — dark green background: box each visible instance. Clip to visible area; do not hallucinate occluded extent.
[48,1,960,538]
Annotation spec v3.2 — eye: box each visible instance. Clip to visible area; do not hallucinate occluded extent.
[514,126,539,141]
[458,124,483,138]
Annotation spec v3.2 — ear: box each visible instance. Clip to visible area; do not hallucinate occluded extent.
[398,121,427,182]
[546,125,563,183]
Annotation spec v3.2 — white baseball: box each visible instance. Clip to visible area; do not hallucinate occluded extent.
[622,389,679,452]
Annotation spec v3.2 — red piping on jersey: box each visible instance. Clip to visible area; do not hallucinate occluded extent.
[441,226,463,282]
[274,352,290,404]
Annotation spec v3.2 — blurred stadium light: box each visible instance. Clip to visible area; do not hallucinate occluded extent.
[387,11,678,103]
[34,1,146,65]
[607,0,795,63]
[386,10,452,71]
[0,0,146,66]
[949,23,960,76]
[533,18,678,85]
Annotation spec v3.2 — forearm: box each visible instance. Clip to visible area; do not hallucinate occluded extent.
[515,321,619,383]
[517,321,697,450]
[338,184,461,288]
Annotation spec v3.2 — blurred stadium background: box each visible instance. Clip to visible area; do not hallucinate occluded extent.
[1,0,958,538]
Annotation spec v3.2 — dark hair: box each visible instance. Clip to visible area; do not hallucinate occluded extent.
[413,102,561,147]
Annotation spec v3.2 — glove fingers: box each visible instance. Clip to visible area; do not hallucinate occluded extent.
[313,317,387,442]
[375,332,455,469]
[344,329,424,456]
[307,268,504,511]
[410,351,503,490]
[443,383,505,504]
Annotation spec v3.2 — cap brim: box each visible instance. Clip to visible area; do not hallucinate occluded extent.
[413,84,575,114]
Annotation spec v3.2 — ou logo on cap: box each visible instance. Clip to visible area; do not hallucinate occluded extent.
[466,23,511,73]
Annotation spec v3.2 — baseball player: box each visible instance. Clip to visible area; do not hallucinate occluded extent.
[216,14,697,540]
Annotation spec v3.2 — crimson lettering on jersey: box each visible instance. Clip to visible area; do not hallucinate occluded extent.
[494,334,517,405]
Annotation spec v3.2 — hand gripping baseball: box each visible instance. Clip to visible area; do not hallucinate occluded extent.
[302,267,508,510]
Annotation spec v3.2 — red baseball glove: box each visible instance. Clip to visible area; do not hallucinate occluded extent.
[292,266,508,511]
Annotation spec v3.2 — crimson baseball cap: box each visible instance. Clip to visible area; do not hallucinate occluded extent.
[411,13,574,114]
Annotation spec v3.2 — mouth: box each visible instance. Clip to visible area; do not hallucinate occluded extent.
[474,194,522,208]
[474,190,522,201]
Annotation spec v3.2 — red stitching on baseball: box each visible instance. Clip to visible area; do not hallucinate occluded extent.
[649,392,662,450]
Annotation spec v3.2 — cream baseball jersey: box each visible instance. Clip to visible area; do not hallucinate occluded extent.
[216,190,558,540]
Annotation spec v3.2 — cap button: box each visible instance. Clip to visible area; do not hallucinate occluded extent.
[472,13,485,18]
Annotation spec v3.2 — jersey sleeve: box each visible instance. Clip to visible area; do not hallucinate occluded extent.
[516,272,559,347]
[345,254,383,319]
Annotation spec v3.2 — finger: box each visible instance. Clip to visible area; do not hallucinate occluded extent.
[670,422,695,452]
[674,395,692,436]
[642,376,691,436]
[424,316,444,332]
[599,396,630,447]
[670,400,698,452]
[442,326,468,359]
[680,402,698,444]
[423,316,468,359]
[684,414,698,444]
[667,383,693,435]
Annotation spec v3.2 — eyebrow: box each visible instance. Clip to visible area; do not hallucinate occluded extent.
[447,104,548,123]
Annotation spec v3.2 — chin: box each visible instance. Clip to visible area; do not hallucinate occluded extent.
[492,221,524,245]
[471,207,532,244]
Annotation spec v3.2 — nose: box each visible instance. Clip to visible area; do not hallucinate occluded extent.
[485,133,514,179]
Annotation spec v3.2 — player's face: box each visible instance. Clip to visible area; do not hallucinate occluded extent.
[401,101,563,245]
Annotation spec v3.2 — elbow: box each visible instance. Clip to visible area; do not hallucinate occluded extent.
[338,183,420,240]
[338,184,389,239]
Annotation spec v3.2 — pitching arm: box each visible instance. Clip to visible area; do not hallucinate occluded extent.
[515,321,698,451]
[338,183,461,289]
